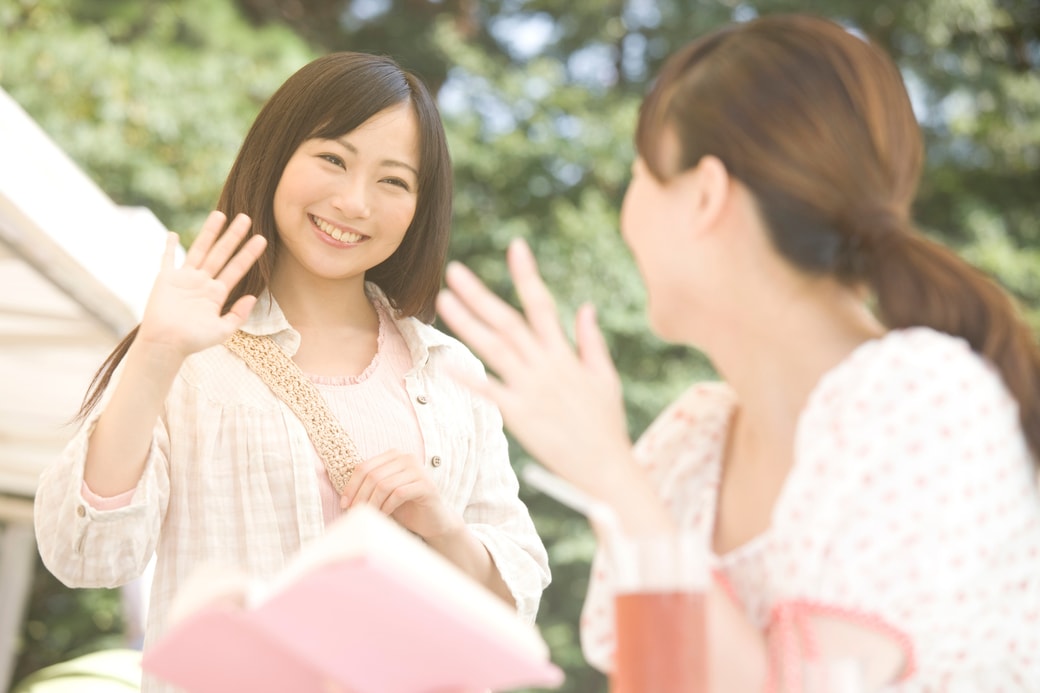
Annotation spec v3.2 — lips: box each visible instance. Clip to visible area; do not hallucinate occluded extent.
[310,214,367,244]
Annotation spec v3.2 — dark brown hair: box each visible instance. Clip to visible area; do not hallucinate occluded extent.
[79,52,452,419]
[637,14,1040,461]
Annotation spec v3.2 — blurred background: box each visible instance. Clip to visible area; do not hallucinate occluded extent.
[1,0,1037,691]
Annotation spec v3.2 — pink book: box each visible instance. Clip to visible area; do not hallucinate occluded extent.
[142,504,564,693]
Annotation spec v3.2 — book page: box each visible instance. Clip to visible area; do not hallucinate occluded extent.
[247,504,550,661]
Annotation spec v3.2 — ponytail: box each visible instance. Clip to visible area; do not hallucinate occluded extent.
[864,220,1040,463]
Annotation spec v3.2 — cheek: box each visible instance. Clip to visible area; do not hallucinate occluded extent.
[271,186,289,228]
[387,198,418,235]
[271,169,300,220]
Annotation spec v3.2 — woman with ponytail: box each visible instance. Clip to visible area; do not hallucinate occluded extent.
[437,13,1040,691]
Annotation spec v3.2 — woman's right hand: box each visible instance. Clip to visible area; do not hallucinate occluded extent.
[137,212,267,360]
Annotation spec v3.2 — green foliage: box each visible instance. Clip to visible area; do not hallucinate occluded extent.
[14,558,125,686]
[4,0,1037,690]
[0,0,316,236]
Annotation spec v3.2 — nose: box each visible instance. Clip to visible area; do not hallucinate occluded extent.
[332,174,372,219]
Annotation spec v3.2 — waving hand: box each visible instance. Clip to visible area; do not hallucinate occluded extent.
[138,212,267,358]
[436,239,634,496]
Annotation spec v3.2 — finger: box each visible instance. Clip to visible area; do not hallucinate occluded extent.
[441,363,509,406]
[215,234,267,289]
[160,232,181,271]
[575,303,617,378]
[442,364,528,435]
[507,238,569,349]
[183,211,227,269]
[442,261,542,358]
[355,466,414,511]
[339,451,402,508]
[339,459,374,508]
[220,295,259,331]
[436,289,529,379]
[379,480,426,516]
[200,214,253,277]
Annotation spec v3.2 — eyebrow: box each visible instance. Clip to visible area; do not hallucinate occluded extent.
[335,138,420,179]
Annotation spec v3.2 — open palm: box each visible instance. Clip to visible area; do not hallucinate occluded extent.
[137,211,267,358]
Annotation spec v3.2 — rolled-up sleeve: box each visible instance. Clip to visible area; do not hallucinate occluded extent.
[463,390,551,624]
[34,385,170,589]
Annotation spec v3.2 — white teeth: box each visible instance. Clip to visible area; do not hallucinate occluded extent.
[312,215,363,243]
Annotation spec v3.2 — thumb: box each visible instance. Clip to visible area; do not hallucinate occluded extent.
[221,295,258,329]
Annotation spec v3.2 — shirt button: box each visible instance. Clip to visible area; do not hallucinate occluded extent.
[416,395,429,405]
[76,505,86,517]
[429,455,442,468]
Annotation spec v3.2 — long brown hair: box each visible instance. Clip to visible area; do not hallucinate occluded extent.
[636,14,1040,462]
[79,52,452,419]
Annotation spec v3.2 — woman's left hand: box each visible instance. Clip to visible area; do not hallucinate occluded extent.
[340,449,463,540]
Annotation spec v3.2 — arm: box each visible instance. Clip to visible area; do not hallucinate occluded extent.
[435,239,912,691]
[34,213,266,588]
[448,387,551,622]
[339,448,528,609]
[339,381,550,618]
[84,213,265,495]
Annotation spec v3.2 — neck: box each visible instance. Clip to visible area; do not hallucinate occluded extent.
[706,278,885,447]
[268,267,376,332]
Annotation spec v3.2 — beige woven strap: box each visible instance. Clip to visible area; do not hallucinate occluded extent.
[224,331,361,494]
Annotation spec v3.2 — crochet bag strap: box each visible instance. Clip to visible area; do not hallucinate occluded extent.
[224,330,361,494]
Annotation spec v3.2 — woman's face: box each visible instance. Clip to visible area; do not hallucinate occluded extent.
[272,101,420,286]
[620,143,697,340]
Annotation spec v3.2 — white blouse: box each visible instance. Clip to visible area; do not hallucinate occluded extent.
[581,327,1040,691]
[35,285,550,693]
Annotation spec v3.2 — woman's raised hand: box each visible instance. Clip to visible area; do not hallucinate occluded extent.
[137,212,267,360]
[436,239,634,495]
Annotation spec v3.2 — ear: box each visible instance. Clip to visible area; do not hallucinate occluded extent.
[672,155,731,235]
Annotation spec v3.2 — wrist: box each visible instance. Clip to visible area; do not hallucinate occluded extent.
[129,333,191,373]
[418,512,467,546]
[589,459,674,535]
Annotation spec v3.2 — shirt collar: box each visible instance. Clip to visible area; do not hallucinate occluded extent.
[237,282,453,363]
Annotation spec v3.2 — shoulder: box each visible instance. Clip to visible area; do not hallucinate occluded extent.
[639,381,736,448]
[172,343,278,410]
[633,381,734,499]
[804,327,1019,443]
[394,313,488,375]
[776,329,1039,620]
[789,326,1034,537]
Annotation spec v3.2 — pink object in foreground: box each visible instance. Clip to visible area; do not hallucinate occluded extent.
[142,505,563,693]
[612,591,708,693]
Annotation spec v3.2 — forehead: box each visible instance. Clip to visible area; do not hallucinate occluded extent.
[340,103,420,160]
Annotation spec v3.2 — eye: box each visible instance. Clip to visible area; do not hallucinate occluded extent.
[319,153,345,168]
[382,177,413,192]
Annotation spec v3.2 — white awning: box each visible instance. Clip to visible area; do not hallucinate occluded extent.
[0,87,174,504]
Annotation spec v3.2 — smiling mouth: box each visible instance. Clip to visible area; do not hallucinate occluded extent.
[310,215,366,243]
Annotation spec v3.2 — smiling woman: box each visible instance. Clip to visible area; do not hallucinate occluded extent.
[31,51,550,693]
[271,103,420,302]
